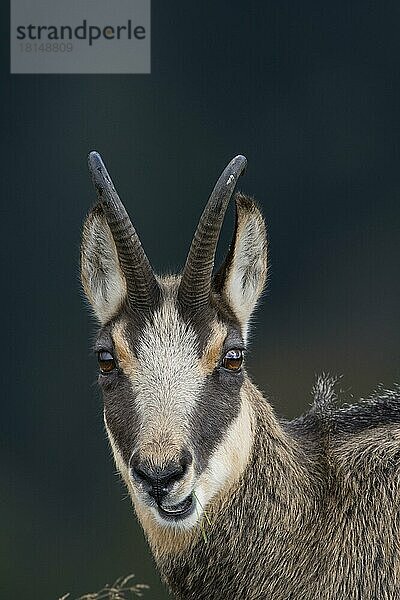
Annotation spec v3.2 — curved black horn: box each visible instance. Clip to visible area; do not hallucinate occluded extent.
[88,151,160,310]
[178,155,247,309]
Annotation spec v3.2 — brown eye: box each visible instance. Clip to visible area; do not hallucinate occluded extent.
[222,349,243,372]
[98,350,116,374]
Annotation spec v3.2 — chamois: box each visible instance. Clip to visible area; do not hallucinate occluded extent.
[81,152,400,600]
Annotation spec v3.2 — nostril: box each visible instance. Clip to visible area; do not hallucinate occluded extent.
[129,456,156,491]
[132,465,151,484]
[130,454,147,484]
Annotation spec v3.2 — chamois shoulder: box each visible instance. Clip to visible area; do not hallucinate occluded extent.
[288,374,400,438]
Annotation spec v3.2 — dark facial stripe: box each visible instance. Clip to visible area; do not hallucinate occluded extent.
[189,368,244,473]
[94,320,141,466]
[176,291,246,471]
[101,367,141,465]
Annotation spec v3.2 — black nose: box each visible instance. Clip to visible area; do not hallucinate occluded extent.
[130,450,192,502]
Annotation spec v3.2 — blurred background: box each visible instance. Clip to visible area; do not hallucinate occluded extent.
[2,1,399,598]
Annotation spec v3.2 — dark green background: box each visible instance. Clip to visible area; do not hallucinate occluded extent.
[2,2,399,598]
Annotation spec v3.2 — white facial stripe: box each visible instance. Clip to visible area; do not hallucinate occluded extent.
[130,301,204,447]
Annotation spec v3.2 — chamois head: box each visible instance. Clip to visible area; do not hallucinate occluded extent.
[81,152,268,531]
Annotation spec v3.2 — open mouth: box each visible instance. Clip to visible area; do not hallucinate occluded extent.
[157,493,195,520]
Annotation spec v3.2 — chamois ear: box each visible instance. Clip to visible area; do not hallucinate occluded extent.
[214,194,268,338]
[80,204,127,324]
